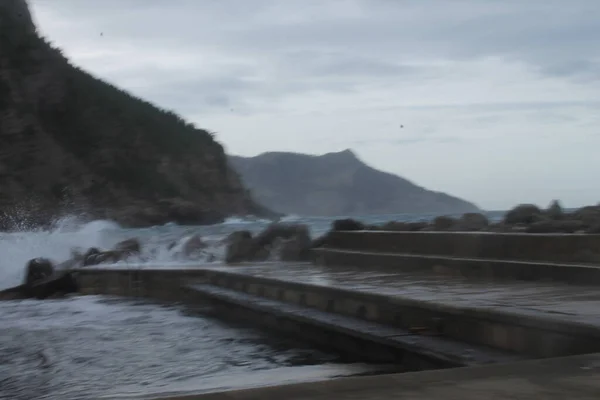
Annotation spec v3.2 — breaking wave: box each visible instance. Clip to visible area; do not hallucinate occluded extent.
[0,214,283,291]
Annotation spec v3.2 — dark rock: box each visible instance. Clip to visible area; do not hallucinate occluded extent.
[432,216,456,231]
[310,234,329,248]
[253,223,305,247]
[225,230,254,263]
[455,213,489,231]
[82,247,101,266]
[21,258,78,299]
[545,200,564,220]
[332,219,365,231]
[29,271,79,300]
[279,226,312,261]
[23,258,54,288]
[114,238,141,254]
[168,234,208,260]
[82,238,142,266]
[570,205,600,228]
[0,284,27,300]
[226,224,312,263]
[181,234,207,257]
[503,204,543,225]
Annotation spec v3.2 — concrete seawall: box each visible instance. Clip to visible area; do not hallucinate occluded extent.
[198,268,600,358]
[72,263,600,399]
[74,267,600,359]
[312,248,600,284]
[322,231,600,264]
[314,231,600,284]
[75,268,208,300]
[75,267,519,369]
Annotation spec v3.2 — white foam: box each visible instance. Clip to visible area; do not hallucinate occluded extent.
[0,216,125,289]
[0,215,232,290]
[280,214,301,223]
[222,216,271,225]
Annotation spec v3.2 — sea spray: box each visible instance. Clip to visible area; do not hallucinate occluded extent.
[0,214,279,290]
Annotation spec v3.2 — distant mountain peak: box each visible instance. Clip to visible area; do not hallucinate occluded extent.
[331,148,357,157]
[228,150,479,217]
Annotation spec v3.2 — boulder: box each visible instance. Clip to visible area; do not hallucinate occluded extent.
[225,224,313,263]
[168,234,209,260]
[279,226,312,261]
[181,234,207,257]
[82,247,101,266]
[82,239,142,266]
[545,200,564,220]
[332,219,365,231]
[28,271,79,300]
[455,213,489,231]
[432,216,456,231]
[503,204,543,225]
[570,205,600,228]
[310,233,329,248]
[22,258,79,299]
[114,238,141,255]
[225,230,254,263]
[23,258,54,288]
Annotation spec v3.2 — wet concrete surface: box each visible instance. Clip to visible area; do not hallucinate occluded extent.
[203,263,600,327]
[189,283,523,367]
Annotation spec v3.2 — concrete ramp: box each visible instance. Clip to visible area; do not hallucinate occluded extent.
[187,282,521,369]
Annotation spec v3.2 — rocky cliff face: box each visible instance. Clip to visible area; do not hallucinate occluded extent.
[0,0,270,229]
[229,150,480,216]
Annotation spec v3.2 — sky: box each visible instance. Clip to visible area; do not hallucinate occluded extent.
[28,0,600,210]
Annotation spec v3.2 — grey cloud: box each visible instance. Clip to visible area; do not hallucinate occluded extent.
[30,0,600,115]
[347,135,464,147]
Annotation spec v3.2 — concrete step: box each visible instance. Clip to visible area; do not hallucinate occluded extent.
[199,267,600,359]
[323,231,600,264]
[311,247,600,285]
[186,282,523,370]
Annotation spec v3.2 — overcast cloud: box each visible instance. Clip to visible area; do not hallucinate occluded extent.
[29,0,600,210]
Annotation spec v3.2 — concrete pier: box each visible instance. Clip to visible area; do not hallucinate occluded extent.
[70,231,600,399]
[75,262,600,360]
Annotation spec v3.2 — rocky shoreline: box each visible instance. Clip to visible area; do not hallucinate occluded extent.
[3,201,599,301]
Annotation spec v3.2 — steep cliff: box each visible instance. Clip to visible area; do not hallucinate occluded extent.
[229,150,480,216]
[0,0,270,229]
